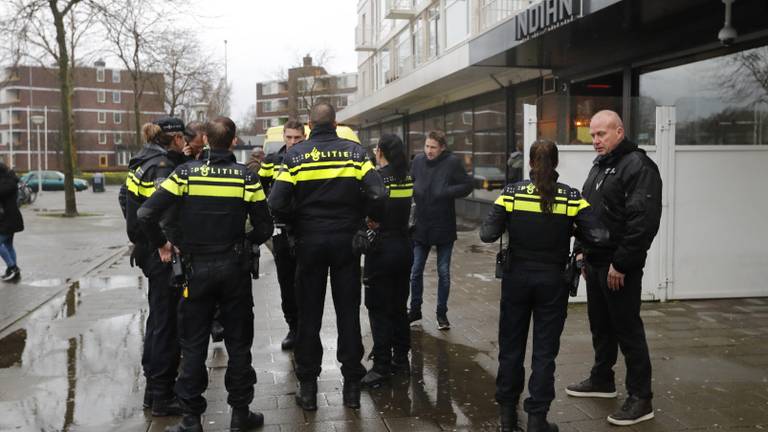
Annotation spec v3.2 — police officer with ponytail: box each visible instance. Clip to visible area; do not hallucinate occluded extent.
[480,140,607,432]
[121,117,186,417]
[361,134,414,388]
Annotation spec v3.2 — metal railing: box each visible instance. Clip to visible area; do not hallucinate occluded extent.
[385,0,417,19]
[479,0,540,32]
[355,25,376,51]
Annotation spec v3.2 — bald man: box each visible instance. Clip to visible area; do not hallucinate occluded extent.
[566,110,662,427]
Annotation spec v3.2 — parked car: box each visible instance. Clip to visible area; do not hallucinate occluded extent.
[473,166,506,191]
[20,171,89,191]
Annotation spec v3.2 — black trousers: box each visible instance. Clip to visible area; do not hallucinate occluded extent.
[364,236,412,372]
[139,250,181,399]
[175,253,257,415]
[272,233,298,329]
[496,264,569,414]
[294,233,366,383]
[585,262,653,399]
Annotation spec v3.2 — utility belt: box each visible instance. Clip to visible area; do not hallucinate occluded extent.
[178,239,259,279]
[496,247,567,277]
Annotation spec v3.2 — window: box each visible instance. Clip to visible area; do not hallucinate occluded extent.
[445,0,469,48]
[99,154,108,167]
[113,112,122,124]
[428,5,440,58]
[114,132,122,144]
[97,111,106,123]
[638,45,768,145]
[117,151,130,166]
[395,28,413,77]
[112,70,120,83]
[378,47,390,88]
[112,91,121,103]
[96,68,105,82]
[445,101,473,173]
[97,90,106,103]
[473,94,507,201]
[98,132,107,144]
[263,100,273,112]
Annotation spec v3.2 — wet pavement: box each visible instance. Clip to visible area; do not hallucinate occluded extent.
[0,191,767,431]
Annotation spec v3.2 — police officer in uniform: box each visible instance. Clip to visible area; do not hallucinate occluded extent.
[361,134,414,388]
[268,103,386,411]
[258,119,305,350]
[121,116,186,417]
[138,117,273,432]
[480,140,607,432]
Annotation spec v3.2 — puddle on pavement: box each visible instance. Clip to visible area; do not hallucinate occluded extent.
[0,275,146,431]
[366,329,498,429]
[28,278,67,287]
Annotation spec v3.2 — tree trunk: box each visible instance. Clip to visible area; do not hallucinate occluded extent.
[133,77,142,148]
[50,0,78,216]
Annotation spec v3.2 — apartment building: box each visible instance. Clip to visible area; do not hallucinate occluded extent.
[254,55,357,134]
[0,60,165,171]
[343,0,768,301]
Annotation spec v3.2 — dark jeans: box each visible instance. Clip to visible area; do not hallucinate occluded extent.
[273,233,298,329]
[409,241,453,315]
[496,264,569,414]
[364,236,412,371]
[175,253,256,415]
[294,233,366,383]
[585,262,653,399]
[0,233,17,268]
[139,251,180,399]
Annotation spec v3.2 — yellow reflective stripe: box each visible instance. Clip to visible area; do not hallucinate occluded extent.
[160,177,186,196]
[188,176,244,184]
[127,172,154,187]
[513,200,570,215]
[494,194,515,212]
[389,189,413,198]
[188,184,244,198]
[287,160,367,173]
[260,162,275,169]
[295,167,359,182]
[244,188,266,202]
[359,160,374,179]
[171,173,188,184]
[568,198,590,216]
[275,169,296,185]
[257,166,274,178]
[516,193,568,202]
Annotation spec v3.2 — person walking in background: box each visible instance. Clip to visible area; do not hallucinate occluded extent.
[361,134,414,388]
[565,110,662,427]
[408,130,472,330]
[0,160,23,282]
[481,139,607,432]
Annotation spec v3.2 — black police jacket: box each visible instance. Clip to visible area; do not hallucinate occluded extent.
[480,179,608,266]
[136,150,273,254]
[267,124,386,237]
[122,143,180,246]
[376,165,413,234]
[257,144,287,196]
[575,138,662,273]
[411,151,473,246]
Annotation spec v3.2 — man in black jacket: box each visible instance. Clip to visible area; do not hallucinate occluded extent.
[409,130,473,330]
[566,110,662,427]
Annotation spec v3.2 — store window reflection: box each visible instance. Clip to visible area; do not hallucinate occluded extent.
[409,115,425,159]
[473,95,506,201]
[445,102,473,173]
[639,46,768,145]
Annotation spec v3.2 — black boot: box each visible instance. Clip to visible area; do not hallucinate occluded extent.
[164,414,203,432]
[361,368,389,388]
[391,355,410,376]
[499,405,522,432]
[281,328,296,351]
[152,396,183,417]
[142,389,152,409]
[343,380,361,409]
[527,413,559,432]
[295,381,318,411]
[230,407,265,432]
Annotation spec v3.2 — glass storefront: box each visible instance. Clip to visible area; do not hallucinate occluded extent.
[473,93,506,201]
[639,46,768,145]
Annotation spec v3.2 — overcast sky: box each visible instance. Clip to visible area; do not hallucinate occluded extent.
[187,0,359,123]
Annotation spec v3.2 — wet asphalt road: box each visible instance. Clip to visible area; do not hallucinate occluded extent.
[0,189,767,431]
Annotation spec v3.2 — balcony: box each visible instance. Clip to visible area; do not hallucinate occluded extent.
[479,0,539,32]
[355,26,376,52]
[384,0,417,20]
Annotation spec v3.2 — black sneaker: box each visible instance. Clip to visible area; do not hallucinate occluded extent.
[230,408,264,432]
[281,329,296,351]
[436,313,450,330]
[2,266,20,282]
[607,395,654,426]
[565,377,617,398]
[342,380,361,409]
[408,309,422,325]
[210,319,224,343]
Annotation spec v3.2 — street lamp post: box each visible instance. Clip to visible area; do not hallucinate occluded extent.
[31,115,45,195]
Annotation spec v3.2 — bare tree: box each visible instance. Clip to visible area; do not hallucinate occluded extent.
[201,77,232,119]
[0,0,95,216]
[153,30,219,118]
[716,47,768,105]
[270,49,334,120]
[95,0,175,149]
